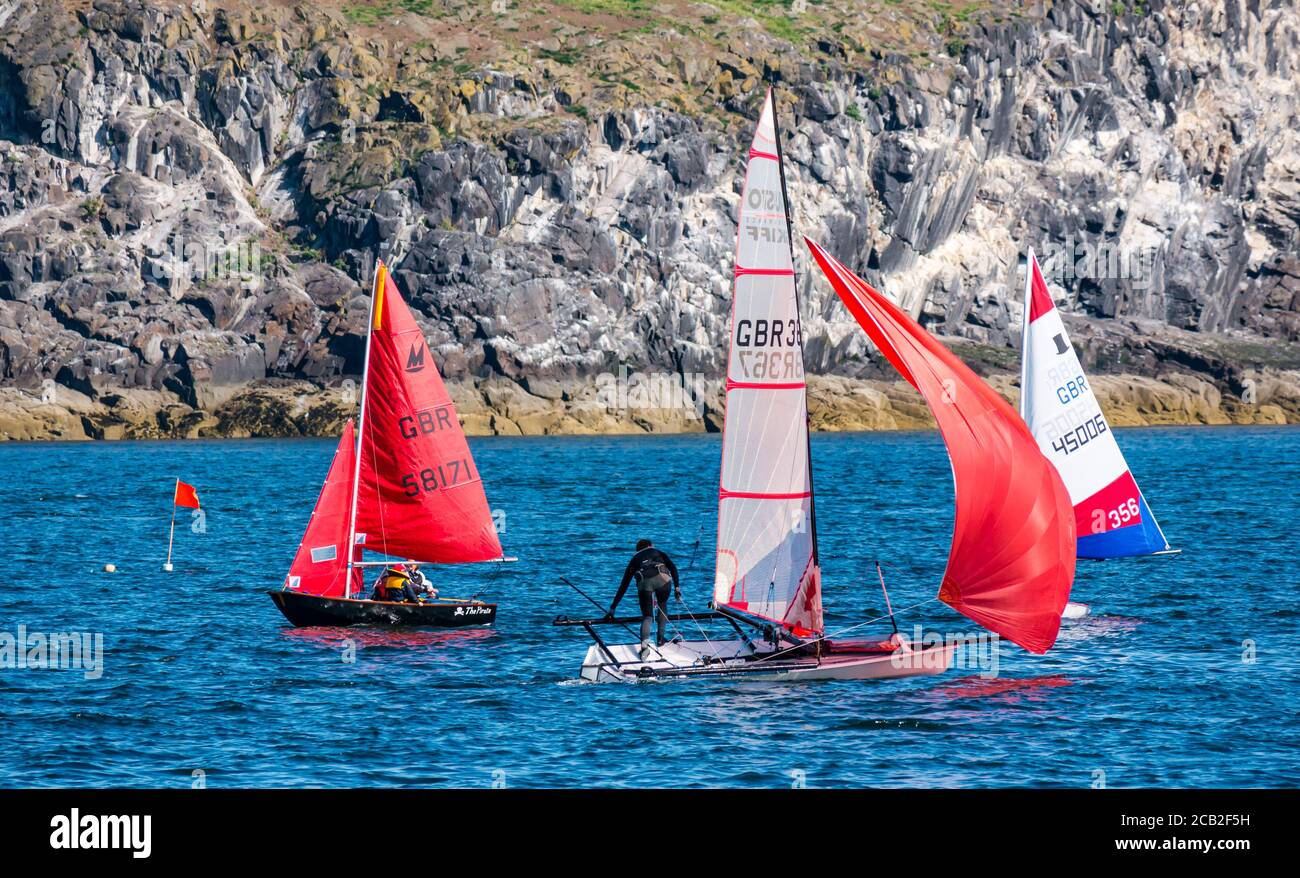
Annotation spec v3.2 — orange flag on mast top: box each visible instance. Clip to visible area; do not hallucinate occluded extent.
[174,480,201,509]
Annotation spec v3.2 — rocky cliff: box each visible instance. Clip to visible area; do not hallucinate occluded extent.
[1,0,1298,440]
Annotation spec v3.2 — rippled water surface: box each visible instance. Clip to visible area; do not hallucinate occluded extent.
[1,427,1296,787]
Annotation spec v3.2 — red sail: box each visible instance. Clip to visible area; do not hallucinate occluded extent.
[805,240,1074,653]
[285,420,363,598]
[355,262,503,563]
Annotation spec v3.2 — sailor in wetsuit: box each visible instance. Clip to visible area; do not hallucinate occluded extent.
[606,539,682,659]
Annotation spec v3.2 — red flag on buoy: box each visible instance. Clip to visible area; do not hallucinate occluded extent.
[174,480,201,509]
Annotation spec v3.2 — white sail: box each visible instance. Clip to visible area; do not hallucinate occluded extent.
[714,90,822,637]
[1021,249,1172,558]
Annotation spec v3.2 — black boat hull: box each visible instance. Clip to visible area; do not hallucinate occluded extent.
[267,590,496,628]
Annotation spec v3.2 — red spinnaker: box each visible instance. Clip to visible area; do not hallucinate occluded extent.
[355,262,503,563]
[286,420,363,598]
[805,239,1075,653]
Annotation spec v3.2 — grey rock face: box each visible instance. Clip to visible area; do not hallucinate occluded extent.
[0,0,1297,437]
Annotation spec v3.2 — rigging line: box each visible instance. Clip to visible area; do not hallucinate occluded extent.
[559,577,680,668]
[668,594,718,657]
[467,557,505,601]
[671,527,718,651]
[651,593,712,664]
[876,558,923,576]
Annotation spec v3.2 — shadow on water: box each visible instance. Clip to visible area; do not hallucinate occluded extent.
[280,626,498,652]
[923,674,1073,704]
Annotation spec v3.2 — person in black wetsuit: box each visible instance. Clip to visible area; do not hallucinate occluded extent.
[607,539,681,658]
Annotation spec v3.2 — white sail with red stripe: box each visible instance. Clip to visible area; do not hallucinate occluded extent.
[714,89,822,637]
[1020,249,1173,558]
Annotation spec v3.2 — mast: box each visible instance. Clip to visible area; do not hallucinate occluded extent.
[1018,247,1034,420]
[770,87,820,566]
[345,258,382,596]
[165,478,178,572]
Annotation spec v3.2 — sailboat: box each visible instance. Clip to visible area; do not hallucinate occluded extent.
[1019,249,1178,616]
[268,260,508,628]
[556,90,1075,682]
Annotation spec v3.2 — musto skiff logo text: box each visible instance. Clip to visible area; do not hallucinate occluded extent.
[50,809,151,859]
[454,605,493,617]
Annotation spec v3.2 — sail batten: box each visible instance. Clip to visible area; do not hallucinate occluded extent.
[1021,250,1173,558]
[714,89,822,637]
[806,239,1075,654]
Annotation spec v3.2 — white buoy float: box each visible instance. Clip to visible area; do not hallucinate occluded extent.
[103,563,116,573]
[162,562,174,572]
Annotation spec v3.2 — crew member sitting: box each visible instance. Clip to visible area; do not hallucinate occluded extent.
[371,564,422,603]
[406,561,438,600]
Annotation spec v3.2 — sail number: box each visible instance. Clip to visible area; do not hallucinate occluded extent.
[399,408,455,438]
[735,319,803,381]
[1050,413,1108,457]
[737,319,799,348]
[738,350,803,381]
[1104,498,1141,531]
[1054,374,1089,405]
[401,458,476,497]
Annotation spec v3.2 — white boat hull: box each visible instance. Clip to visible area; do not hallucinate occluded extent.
[1062,602,1091,619]
[577,635,956,683]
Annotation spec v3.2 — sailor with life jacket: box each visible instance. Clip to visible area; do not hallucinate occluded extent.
[606,539,682,659]
[371,563,437,603]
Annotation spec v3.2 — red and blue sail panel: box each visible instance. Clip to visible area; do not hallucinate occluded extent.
[1020,250,1173,559]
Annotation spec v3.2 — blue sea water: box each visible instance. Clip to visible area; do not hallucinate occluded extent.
[0,426,1296,788]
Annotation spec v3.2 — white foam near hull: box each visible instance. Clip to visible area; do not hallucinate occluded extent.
[1062,602,1091,619]
[577,635,956,683]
